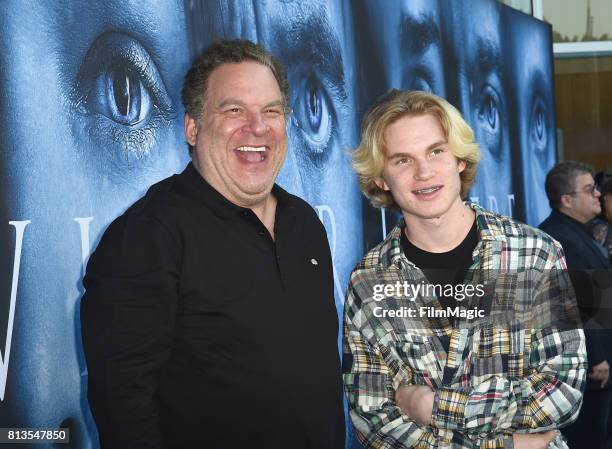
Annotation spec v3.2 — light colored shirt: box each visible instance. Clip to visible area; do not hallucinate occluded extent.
[343,203,586,449]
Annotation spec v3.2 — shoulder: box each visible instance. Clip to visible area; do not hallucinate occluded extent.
[347,228,396,287]
[92,175,185,265]
[276,185,327,234]
[589,219,608,242]
[122,174,189,224]
[479,206,559,245]
[477,206,566,269]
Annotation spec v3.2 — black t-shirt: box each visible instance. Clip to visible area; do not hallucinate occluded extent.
[401,219,478,349]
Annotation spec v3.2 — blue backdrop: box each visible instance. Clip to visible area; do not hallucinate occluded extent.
[0,1,556,448]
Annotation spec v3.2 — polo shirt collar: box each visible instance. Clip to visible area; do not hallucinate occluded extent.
[179,162,295,220]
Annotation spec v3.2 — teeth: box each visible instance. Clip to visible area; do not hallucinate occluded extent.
[237,146,266,152]
[416,187,439,194]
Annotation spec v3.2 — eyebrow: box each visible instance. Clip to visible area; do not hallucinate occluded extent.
[399,13,441,55]
[270,11,347,102]
[217,99,284,109]
[476,36,503,78]
[387,140,448,159]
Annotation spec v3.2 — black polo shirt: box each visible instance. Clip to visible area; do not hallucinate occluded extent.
[81,163,344,449]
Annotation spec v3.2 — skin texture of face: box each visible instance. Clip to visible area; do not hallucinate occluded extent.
[251,0,363,305]
[184,62,288,209]
[562,173,602,224]
[447,0,512,216]
[363,0,444,95]
[506,8,556,226]
[377,114,466,224]
[0,1,190,447]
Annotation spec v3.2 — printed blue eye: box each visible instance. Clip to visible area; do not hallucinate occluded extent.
[530,97,548,156]
[484,95,497,129]
[478,86,499,133]
[408,67,435,93]
[534,105,545,141]
[475,83,504,160]
[412,77,434,93]
[293,74,334,165]
[95,65,151,126]
[302,75,331,145]
[306,77,322,129]
[75,32,175,165]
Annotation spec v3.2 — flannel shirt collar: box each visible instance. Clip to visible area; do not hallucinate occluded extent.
[378,202,516,270]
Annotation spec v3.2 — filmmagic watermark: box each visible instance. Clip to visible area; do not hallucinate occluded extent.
[374,305,486,320]
[372,280,487,320]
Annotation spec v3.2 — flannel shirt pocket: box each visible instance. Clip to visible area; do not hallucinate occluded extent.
[390,333,439,387]
[471,325,526,382]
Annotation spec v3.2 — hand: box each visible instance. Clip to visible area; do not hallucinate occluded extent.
[394,385,435,426]
[513,431,556,449]
[588,360,610,388]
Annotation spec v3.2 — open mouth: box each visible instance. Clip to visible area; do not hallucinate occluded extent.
[235,145,268,163]
[412,186,442,196]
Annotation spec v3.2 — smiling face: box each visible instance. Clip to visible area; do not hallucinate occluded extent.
[377,114,466,223]
[185,61,288,208]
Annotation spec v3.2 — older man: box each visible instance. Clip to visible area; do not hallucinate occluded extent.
[81,40,344,449]
[540,161,612,449]
[344,90,585,449]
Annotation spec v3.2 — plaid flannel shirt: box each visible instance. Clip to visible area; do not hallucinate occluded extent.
[343,203,586,449]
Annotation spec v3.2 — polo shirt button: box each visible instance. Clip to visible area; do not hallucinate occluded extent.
[242,211,249,217]
[258,230,266,236]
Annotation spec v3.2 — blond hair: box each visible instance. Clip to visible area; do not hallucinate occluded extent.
[352,90,480,210]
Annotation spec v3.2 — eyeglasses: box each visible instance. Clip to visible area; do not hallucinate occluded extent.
[565,184,599,196]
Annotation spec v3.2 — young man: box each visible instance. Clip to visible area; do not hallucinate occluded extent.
[344,90,585,449]
[81,40,344,449]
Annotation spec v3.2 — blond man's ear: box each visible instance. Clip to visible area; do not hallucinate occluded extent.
[374,177,390,192]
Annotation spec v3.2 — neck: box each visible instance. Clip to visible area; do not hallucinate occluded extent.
[403,200,475,252]
[558,207,588,224]
[192,160,278,239]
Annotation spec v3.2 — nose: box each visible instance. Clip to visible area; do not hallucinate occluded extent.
[414,158,434,180]
[243,111,269,136]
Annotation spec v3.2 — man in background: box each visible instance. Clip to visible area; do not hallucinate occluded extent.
[540,161,612,449]
[81,39,344,449]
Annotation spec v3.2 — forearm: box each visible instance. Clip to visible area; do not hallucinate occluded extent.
[82,278,175,448]
[431,329,586,434]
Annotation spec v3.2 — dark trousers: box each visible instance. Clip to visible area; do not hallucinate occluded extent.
[563,387,612,449]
